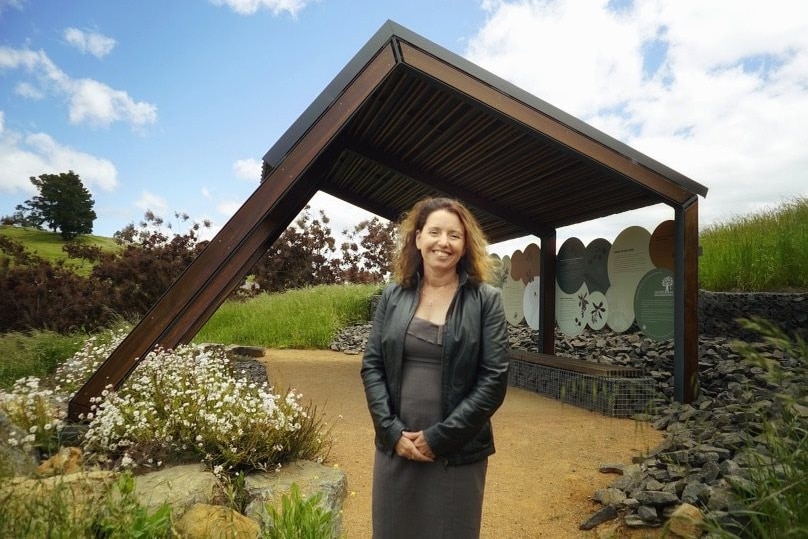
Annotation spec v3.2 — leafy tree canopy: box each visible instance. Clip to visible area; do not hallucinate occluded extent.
[15,171,97,241]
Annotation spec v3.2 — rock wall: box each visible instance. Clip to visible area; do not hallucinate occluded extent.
[699,290,808,339]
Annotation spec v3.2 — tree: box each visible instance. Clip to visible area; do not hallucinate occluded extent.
[340,217,397,283]
[16,171,97,240]
[252,207,342,293]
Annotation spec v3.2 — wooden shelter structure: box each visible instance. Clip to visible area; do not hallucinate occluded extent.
[68,21,708,421]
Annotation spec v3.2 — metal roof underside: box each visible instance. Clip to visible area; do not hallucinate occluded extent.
[263,20,707,245]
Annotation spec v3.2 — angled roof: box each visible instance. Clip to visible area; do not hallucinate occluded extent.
[68,20,707,420]
[262,20,707,243]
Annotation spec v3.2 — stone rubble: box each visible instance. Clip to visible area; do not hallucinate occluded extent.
[329,293,807,537]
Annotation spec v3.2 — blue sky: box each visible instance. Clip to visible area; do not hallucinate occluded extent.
[2,0,806,256]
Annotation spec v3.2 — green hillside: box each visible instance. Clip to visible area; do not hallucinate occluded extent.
[0,225,120,275]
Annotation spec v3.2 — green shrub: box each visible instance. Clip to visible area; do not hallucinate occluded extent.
[262,483,336,539]
[0,472,173,539]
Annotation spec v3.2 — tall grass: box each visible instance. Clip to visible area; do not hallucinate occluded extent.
[0,331,87,390]
[195,284,380,348]
[706,317,808,537]
[699,197,808,291]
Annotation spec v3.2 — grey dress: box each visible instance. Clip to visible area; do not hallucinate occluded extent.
[372,317,487,539]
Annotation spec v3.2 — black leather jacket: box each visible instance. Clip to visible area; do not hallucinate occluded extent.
[360,273,510,466]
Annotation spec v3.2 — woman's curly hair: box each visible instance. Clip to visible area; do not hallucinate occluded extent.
[392,197,492,288]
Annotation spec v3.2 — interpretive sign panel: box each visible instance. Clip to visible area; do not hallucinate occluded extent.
[556,282,588,337]
[557,237,586,294]
[634,268,675,340]
[584,238,611,294]
[586,290,608,331]
[502,276,526,326]
[649,220,675,271]
[522,277,540,330]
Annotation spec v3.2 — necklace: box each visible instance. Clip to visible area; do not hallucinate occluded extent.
[421,280,458,307]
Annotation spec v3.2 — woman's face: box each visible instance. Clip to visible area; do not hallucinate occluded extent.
[415,208,466,274]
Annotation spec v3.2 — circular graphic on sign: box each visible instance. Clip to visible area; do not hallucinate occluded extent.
[585,290,609,331]
[584,238,611,294]
[523,243,541,283]
[510,249,527,283]
[649,220,676,271]
[607,226,654,288]
[502,277,526,326]
[556,281,589,337]
[605,282,636,333]
[557,237,586,294]
[522,277,540,330]
[634,268,675,340]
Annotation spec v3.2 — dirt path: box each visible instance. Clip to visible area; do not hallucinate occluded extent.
[263,349,664,538]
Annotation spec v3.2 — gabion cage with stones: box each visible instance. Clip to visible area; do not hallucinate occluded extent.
[508,357,658,418]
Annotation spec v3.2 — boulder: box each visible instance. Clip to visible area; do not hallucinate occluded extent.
[667,503,705,538]
[175,503,261,539]
[245,460,347,537]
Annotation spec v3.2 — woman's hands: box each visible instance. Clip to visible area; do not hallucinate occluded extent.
[395,430,435,462]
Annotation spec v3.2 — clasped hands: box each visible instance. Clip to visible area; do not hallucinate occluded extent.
[395,430,435,462]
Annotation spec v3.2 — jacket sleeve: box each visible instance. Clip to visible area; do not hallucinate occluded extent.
[360,286,407,454]
[423,285,510,455]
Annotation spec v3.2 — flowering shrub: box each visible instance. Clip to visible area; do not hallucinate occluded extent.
[51,327,129,396]
[0,376,65,454]
[82,343,331,472]
[2,327,331,474]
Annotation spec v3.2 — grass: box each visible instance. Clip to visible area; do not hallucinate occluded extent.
[194,284,381,349]
[699,197,808,291]
[0,330,88,390]
[0,471,174,538]
[0,225,119,276]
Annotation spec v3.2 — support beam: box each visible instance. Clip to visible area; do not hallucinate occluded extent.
[68,44,398,421]
[674,197,700,403]
[539,230,557,354]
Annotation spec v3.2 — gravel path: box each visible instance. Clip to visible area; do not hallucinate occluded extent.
[262,349,664,538]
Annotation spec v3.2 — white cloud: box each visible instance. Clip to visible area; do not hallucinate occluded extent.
[232,157,262,181]
[135,191,169,216]
[64,28,117,59]
[14,81,44,99]
[0,45,157,129]
[0,126,118,196]
[68,78,157,128]
[209,0,312,16]
[201,186,212,199]
[467,0,808,240]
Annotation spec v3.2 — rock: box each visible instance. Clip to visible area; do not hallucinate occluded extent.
[592,488,625,506]
[634,490,679,507]
[637,504,659,522]
[226,345,266,358]
[37,446,83,476]
[579,504,618,530]
[0,470,116,522]
[667,503,705,538]
[133,463,219,514]
[245,460,347,537]
[598,463,625,474]
[0,410,38,478]
[175,503,261,539]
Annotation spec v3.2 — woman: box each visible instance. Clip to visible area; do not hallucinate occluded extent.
[361,197,510,538]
